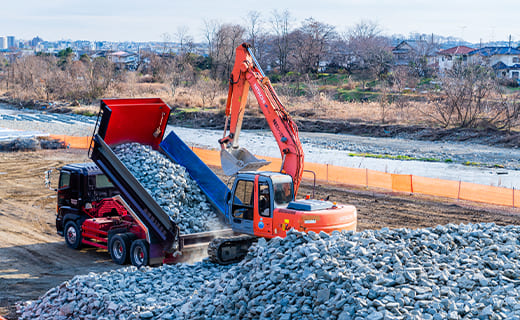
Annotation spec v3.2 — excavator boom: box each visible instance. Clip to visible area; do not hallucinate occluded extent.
[219,43,304,194]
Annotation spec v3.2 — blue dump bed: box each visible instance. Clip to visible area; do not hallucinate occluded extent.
[160,131,230,220]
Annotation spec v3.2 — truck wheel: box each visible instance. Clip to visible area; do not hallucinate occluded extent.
[109,234,130,265]
[130,239,149,268]
[64,221,82,249]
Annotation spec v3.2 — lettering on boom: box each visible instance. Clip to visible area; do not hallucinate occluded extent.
[272,118,284,142]
[252,83,268,109]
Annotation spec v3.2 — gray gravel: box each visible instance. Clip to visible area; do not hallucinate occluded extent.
[18,261,232,320]
[186,223,520,319]
[113,143,224,234]
[0,137,64,151]
[19,223,520,319]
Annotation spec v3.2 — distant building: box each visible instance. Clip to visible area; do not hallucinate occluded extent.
[0,37,7,50]
[437,46,474,73]
[469,46,520,79]
[93,50,138,70]
[31,36,43,47]
[7,36,15,49]
[392,40,439,66]
[107,51,138,70]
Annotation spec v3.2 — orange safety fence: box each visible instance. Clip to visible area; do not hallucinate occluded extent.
[49,135,92,149]
[412,176,460,199]
[189,147,518,209]
[54,136,518,209]
[459,181,516,207]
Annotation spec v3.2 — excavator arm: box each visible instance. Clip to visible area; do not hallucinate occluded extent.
[218,43,304,194]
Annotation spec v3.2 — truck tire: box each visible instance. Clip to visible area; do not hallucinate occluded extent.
[109,234,130,265]
[64,221,82,249]
[130,239,149,268]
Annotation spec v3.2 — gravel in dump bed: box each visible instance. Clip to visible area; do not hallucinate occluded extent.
[19,223,520,319]
[112,143,224,234]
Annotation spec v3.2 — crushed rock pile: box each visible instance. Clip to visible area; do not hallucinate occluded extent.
[19,223,520,319]
[0,137,64,152]
[18,261,231,320]
[113,143,224,234]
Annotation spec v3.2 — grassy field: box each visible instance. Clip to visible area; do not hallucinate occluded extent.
[2,72,518,131]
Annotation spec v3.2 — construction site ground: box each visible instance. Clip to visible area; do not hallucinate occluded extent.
[1,149,520,319]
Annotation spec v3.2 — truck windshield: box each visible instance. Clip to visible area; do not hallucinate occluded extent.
[273,181,293,207]
[96,174,114,189]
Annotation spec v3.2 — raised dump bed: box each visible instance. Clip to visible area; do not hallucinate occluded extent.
[89,98,234,266]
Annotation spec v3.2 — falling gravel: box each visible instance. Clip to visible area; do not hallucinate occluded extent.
[113,142,224,234]
[19,223,520,319]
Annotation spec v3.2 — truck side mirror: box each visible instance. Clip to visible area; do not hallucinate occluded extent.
[45,168,59,191]
[45,169,54,191]
[225,191,231,203]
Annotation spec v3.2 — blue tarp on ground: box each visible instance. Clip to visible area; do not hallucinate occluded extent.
[160,131,230,220]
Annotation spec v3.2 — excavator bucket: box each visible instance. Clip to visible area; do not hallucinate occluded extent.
[220,148,271,175]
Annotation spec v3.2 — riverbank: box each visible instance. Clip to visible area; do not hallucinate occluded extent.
[170,110,520,148]
[2,102,520,186]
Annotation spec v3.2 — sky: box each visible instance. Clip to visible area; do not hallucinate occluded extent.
[2,0,520,44]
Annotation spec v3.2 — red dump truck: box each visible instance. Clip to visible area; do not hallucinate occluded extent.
[55,98,235,267]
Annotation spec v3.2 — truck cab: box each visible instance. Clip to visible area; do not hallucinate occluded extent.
[56,163,119,235]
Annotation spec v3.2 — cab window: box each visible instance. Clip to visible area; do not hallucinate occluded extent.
[96,174,114,189]
[274,182,293,207]
[59,171,71,189]
[232,180,254,220]
[258,183,271,217]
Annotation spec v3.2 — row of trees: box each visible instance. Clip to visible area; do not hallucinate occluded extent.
[0,11,518,130]
[198,12,396,81]
[428,61,520,131]
[0,50,114,102]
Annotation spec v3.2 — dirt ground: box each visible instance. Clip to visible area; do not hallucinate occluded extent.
[1,149,520,319]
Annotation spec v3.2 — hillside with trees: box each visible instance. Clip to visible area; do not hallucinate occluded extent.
[0,11,519,133]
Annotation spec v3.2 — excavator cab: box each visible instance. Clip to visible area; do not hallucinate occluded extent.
[220,147,270,175]
[227,172,293,236]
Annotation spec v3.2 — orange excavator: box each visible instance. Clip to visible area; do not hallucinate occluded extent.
[207,43,357,264]
[219,43,304,193]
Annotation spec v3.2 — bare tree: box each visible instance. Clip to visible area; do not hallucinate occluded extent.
[175,26,194,56]
[163,56,195,98]
[203,19,222,79]
[291,18,336,74]
[161,32,172,55]
[345,21,393,87]
[495,93,520,132]
[208,23,246,80]
[405,33,440,78]
[195,74,222,109]
[82,57,115,101]
[270,9,292,74]
[378,81,391,124]
[245,11,262,53]
[427,61,497,128]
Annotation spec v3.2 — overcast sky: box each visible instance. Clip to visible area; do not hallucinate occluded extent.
[2,0,519,44]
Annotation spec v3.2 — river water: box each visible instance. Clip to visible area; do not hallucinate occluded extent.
[1,103,518,189]
[167,126,520,189]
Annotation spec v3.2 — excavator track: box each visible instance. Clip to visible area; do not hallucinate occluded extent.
[208,235,258,265]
